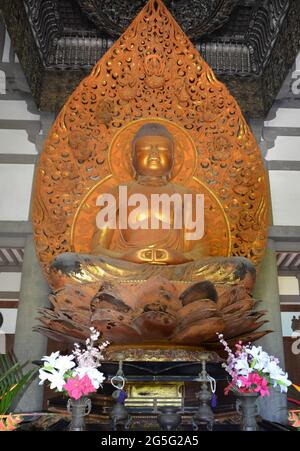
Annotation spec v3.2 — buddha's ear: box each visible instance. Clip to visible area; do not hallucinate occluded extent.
[130,152,137,179]
[91,228,101,248]
[168,148,175,180]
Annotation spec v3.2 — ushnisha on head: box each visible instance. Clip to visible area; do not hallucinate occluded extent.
[131,123,174,179]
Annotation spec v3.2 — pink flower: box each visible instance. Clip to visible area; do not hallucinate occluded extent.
[63,374,96,400]
[224,382,235,396]
[238,373,270,397]
[255,376,270,397]
[80,374,96,395]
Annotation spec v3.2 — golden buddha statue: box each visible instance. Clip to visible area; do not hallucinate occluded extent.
[52,123,255,283]
[91,122,209,266]
[42,123,265,349]
[34,1,269,353]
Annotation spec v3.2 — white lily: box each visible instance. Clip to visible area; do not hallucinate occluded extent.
[41,351,60,368]
[253,352,270,372]
[235,357,250,376]
[38,367,66,391]
[264,361,283,378]
[246,345,263,359]
[271,374,291,393]
[46,369,66,392]
[245,345,270,372]
[264,361,292,391]
[54,354,75,373]
[38,368,51,385]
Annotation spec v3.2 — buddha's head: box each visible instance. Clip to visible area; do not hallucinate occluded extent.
[131,123,174,179]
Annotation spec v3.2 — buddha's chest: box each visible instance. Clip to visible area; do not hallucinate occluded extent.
[125,187,181,228]
[116,186,183,245]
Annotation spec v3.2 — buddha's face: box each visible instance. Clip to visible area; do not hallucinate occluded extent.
[132,135,173,177]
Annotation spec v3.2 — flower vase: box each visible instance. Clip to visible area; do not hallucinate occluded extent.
[67,396,91,431]
[235,392,259,431]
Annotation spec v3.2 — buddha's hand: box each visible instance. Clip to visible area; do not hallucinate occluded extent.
[122,248,193,265]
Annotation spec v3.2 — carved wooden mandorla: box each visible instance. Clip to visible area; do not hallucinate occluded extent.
[32,0,270,349]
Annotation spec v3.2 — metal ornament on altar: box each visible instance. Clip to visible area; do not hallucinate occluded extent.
[192,352,216,431]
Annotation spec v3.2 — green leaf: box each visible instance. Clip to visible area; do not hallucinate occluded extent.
[42,365,54,372]
[250,357,257,369]
[0,353,36,415]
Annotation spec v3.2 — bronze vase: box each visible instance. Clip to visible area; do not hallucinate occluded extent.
[235,392,259,431]
[67,396,91,431]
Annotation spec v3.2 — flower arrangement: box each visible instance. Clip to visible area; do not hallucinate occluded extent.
[0,414,22,431]
[38,328,109,400]
[218,334,292,397]
[289,410,300,430]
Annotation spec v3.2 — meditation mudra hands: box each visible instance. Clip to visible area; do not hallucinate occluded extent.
[121,247,193,265]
